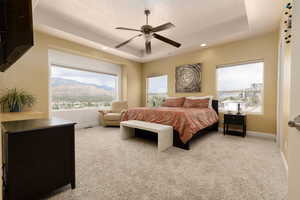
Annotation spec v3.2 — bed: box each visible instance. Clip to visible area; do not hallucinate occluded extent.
[121,100,219,150]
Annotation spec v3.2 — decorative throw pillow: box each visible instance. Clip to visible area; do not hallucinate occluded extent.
[162,97,185,107]
[183,98,210,108]
[185,96,213,108]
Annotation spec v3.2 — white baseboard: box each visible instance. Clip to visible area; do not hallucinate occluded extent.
[247,131,276,140]
[218,128,276,140]
[280,151,288,174]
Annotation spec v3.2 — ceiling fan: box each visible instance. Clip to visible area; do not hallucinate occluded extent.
[115,9,181,54]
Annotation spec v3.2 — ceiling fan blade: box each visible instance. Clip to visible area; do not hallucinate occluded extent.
[116,27,141,32]
[115,34,142,48]
[153,33,181,48]
[145,41,151,54]
[152,23,175,32]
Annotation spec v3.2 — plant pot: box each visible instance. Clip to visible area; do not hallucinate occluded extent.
[10,104,21,112]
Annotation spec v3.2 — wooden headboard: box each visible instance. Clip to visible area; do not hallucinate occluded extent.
[212,100,219,115]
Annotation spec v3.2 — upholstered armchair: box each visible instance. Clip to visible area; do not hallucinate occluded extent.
[98,101,128,127]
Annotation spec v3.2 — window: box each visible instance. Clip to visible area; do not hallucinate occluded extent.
[51,66,118,110]
[147,75,168,107]
[217,61,264,113]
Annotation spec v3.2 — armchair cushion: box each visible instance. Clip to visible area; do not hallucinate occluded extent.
[103,113,122,121]
[98,110,111,115]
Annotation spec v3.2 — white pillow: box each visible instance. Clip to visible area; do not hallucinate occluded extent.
[186,96,213,108]
[165,96,184,99]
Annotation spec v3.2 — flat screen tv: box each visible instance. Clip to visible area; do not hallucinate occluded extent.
[0,0,34,72]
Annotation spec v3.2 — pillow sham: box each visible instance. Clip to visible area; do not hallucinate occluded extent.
[183,98,210,108]
[162,97,185,107]
[185,96,213,108]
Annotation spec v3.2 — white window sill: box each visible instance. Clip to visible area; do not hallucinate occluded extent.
[52,107,111,112]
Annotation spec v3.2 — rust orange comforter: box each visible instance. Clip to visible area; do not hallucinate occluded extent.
[122,107,219,144]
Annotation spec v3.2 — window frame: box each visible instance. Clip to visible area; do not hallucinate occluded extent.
[146,74,168,106]
[216,60,265,115]
[50,64,120,111]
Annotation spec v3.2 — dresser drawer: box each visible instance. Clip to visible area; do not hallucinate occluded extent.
[224,114,245,125]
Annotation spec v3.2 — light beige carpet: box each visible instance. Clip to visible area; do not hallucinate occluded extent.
[46,126,287,200]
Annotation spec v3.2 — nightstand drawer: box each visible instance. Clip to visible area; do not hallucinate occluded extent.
[224,114,245,125]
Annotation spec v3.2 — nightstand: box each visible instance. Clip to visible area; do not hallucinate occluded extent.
[223,113,247,137]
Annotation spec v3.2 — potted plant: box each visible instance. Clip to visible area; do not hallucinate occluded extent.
[0,88,36,112]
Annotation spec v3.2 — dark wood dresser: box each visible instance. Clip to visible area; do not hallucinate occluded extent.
[1,118,76,200]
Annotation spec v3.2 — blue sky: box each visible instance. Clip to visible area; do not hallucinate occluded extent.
[52,66,117,88]
[217,62,264,91]
[148,75,168,93]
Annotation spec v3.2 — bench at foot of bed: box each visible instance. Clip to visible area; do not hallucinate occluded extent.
[121,120,219,151]
[121,120,173,152]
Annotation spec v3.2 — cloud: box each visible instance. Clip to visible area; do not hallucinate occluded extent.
[148,75,168,93]
[217,62,263,91]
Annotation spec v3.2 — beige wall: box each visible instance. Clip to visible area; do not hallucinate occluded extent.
[278,0,292,161]
[142,32,279,134]
[0,31,142,116]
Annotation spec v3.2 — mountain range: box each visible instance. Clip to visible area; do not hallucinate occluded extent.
[51,77,115,98]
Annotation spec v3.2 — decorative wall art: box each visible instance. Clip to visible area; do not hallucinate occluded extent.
[283,2,293,44]
[175,63,202,93]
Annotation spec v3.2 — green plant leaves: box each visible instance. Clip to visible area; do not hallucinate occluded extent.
[0,88,36,112]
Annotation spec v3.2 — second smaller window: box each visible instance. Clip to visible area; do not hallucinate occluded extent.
[147,75,168,107]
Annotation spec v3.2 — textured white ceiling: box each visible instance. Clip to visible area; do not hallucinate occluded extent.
[33,0,282,62]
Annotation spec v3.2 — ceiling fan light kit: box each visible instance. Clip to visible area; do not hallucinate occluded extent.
[115,9,181,54]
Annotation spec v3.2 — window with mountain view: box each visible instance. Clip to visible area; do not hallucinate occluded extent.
[51,66,118,110]
[217,61,264,114]
[147,75,168,107]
